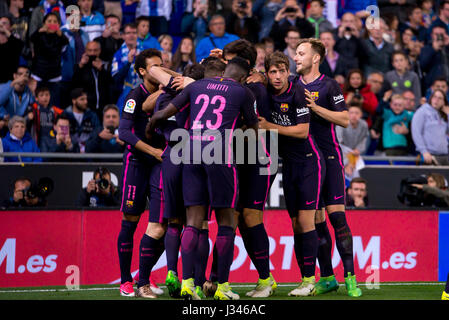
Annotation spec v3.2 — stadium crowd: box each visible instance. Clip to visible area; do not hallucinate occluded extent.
[0,0,448,165]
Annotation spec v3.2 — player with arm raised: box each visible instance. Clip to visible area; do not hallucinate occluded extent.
[148,57,258,300]
[258,51,324,297]
[116,49,167,299]
[294,38,362,297]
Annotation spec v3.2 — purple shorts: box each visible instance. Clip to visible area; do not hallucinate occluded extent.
[161,146,185,220]
[183,163,238,209]
[319,155,346,208]
[120,151,165,223]
[237,163,277,212]
[283,156,325,218]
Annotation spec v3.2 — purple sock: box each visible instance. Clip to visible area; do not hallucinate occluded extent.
[138,234,165,288]
[181,226,199,280]
[293,234,305,277]
[117,220,138,284]
[329,212,355,277]
[316,221,334,277]
[165,223,182,274]
[194,229,210,287]
[209,243,218,282]
[247,224,270,279]
[216,226,235,284]
[301,230,319,278]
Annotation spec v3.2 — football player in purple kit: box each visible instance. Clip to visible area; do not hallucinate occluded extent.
[202,40,278,298]
[148,57,259,300]
[116,49,167,299]
[258,51,325,297]
[294,38,362,297]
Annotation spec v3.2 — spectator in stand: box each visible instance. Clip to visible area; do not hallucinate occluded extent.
[26,86,63,152]
[195,14,239,63]
[424,76,449,103]
[158,34,173,53]
[135,0,172,37]
[412,173,449,207]
[171,36,195,73]
[63,88,100,153]
[420,26,449,90]
[224,0,260,44]
[94,14,123,71]
[306,0,333,38]
[86,104,125,154]
[428,0,449,37]
[283,26,300,76]
[336,102,369,156]
[398,5,428,43]
[111,22,143,111]
[8,0,29,44]
[319,31,348,85]
[402,89,418,111]
[0,65,34,118]
[367,71,388,102]
[346,177,369,208]
[385,51,422,107]
[77,167,120,207]
[181,0,210,44]
[72,41,114,119]
[30,12,68,108]
[254,42,266,72]
[261,36,274,55]
[1,115,42,162]
[362,17,394,75]
[78,0,105,41]
[46,113,80,154]
[412,89,449,165]
[343,69,379,127]
[136,16,161,51]
[0,15,24,83]
[421,0,436,29]
[382,13,402,51]
[337,0,375,20]
[334,12,366,70]
[256,0,283,41]
[269,0,314,51]
[381,94,414,156]
[29,0,66,38]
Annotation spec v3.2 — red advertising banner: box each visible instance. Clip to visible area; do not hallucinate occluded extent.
[0,209,439,288]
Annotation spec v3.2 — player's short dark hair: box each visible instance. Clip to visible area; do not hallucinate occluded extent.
[264,51,290,73]
[226,56,251,75]
[54,113,70,125]
[297,38,326,64]
[223,39,257,68]
[71,88,86,100]
[103,104,119,115]
[183,63,205,80]
[135,15,150,26]
[350,177,367,188]
[201,57,226,78]
[134,48,162,79]
[35,86,50,97]
[309,0,325,7]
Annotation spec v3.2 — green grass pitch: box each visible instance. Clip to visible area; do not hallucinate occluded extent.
[0,282,445,300]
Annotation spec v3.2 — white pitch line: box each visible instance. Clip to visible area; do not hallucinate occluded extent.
[0,282,444,294]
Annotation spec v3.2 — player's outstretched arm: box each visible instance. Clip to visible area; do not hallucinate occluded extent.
[148,66,178,87]
[305,89,349,128]
[258,116,309,139]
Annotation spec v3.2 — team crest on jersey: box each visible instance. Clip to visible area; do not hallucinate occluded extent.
[280,103,289,112]
[126,200,134,208]
[124,99,136,113]
[310,91,319,101]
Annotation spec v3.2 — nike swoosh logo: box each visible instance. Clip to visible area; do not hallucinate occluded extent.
[334,195,344,200]
[253,200,264,205]
[306,200,316,205]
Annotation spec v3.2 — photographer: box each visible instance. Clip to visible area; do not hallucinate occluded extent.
[2,177,51,209]
[224,0,260,44]
[77,167,120,207]
[85,104,125,155]
[411,173,449,207]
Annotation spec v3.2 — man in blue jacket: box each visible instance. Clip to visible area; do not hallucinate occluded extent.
[1,115,42,162]
[195,15,239,63]
[0,66,35,118]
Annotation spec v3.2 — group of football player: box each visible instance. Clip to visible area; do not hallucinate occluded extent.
[115,37,363,300]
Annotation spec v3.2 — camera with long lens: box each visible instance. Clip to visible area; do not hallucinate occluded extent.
[22,177,54,200]
[397,175,428,206]
[284,6,297,13]
[96,178,110,191]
